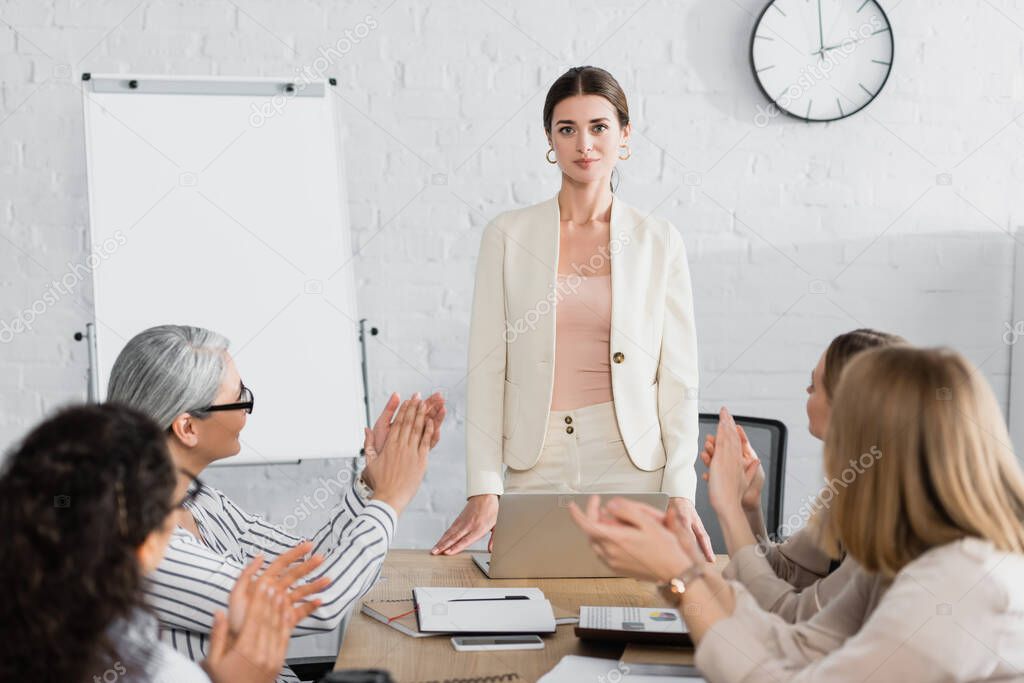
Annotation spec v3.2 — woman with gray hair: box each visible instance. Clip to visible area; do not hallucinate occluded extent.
[108,324,445,683]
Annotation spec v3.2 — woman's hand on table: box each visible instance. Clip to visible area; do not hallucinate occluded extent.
[668,496,715,562]
[432,493,499,555]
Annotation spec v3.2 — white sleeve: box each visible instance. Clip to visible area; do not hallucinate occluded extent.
[151,642,212,683]
[658,224,700,500]
[465,216,508,497]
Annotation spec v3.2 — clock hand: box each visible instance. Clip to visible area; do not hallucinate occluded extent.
[813,35,872,55]
[817,0,824,56]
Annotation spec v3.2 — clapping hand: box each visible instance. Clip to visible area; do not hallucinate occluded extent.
[362,391,446,462]
[568,495,694,583]
[204,543,327,683]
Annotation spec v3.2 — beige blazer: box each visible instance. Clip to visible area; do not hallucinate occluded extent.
[723,529,858,622]
[696,538,1024,682]
[465,194,699,499]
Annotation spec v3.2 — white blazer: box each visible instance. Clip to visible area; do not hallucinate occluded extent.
[465,194,700,500]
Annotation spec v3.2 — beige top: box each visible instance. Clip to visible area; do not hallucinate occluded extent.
[723,527,857,622]
[696,538,1024,682]
[551,274,613,410]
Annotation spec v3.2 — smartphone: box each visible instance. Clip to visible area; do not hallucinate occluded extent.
[451,634,545,652]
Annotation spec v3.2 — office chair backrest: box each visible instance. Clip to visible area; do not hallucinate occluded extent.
[694,413,787,554]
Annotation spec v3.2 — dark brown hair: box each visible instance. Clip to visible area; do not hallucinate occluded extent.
[543,66,630,191]
[823,328,906,399]
[543,66,629,134]
[0,403,176,681]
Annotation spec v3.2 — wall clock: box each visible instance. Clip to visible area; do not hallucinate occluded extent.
[750,0,894,122]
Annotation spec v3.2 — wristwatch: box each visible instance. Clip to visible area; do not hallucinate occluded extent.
[658,563,706,603]
[355,473,373,499]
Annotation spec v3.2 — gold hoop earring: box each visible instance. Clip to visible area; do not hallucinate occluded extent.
[546,148,557,164]
[618,144,631,161]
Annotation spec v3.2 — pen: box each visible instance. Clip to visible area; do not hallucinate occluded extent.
[448,595,530,602]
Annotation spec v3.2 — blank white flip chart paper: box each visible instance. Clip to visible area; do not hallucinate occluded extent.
[82,74,363,465]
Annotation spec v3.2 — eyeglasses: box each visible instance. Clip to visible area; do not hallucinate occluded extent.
[201,382,254,415]
[174,468,205,510]
[116,468,206,536]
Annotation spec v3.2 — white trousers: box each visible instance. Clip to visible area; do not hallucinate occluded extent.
[503,400,664,493]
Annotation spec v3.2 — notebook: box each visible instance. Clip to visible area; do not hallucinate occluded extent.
[364,597,578,638]
[412,587,557,634]
[539,655,706,682]
[361,600,441,638]
[620,643,700,676]
[574,606,692,645]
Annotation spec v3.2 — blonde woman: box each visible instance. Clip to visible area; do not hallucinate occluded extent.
[572,346,1024,681]
[434,65,709,559]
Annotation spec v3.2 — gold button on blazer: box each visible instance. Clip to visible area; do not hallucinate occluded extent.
[465,194,700,500]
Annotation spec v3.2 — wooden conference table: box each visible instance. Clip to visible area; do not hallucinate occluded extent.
[335,549,725,682]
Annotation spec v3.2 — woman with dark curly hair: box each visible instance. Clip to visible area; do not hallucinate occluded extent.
[0,403,323,682]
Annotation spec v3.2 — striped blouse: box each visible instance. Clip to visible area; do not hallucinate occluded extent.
[144,477,396,683]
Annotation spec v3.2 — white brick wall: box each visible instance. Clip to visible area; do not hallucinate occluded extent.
[2,0,1023,584]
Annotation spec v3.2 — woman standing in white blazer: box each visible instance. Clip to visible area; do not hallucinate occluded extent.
[433,66,712,560]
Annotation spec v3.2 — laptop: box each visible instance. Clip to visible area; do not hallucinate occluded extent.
[471,492,669,579]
